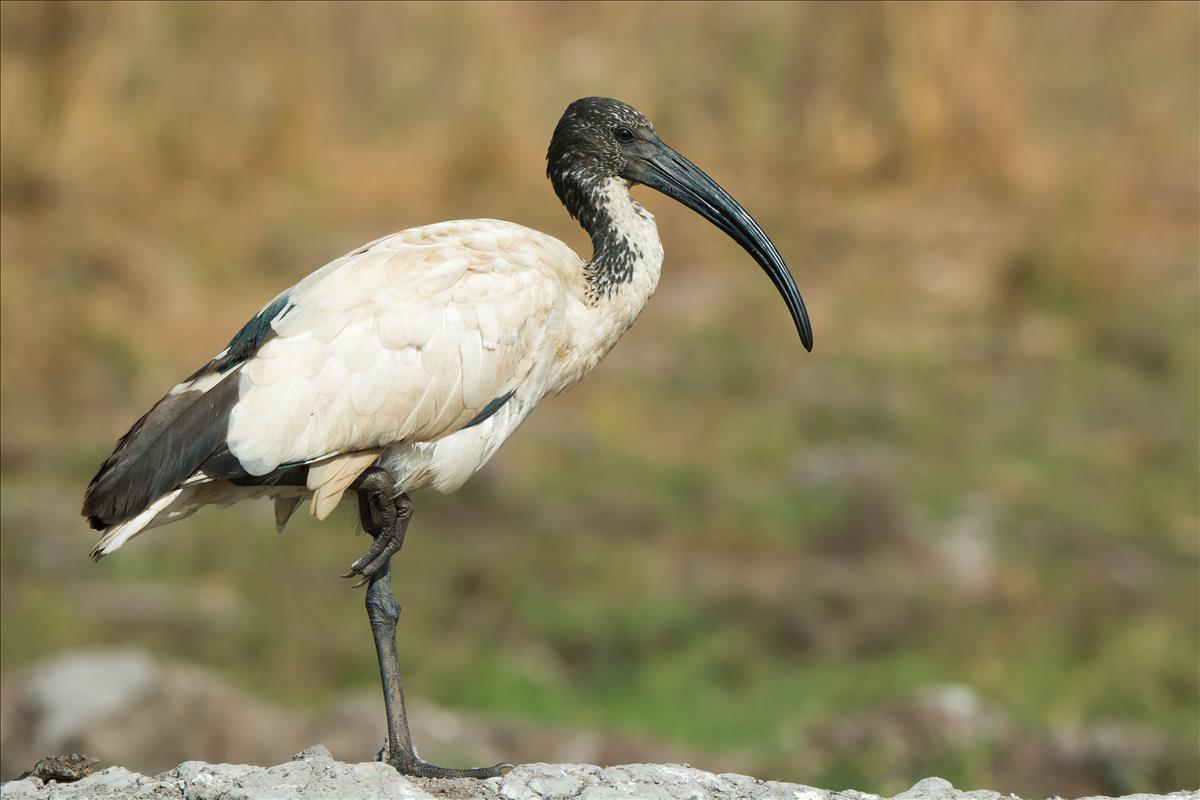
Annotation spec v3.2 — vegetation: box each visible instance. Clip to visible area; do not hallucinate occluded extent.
[1,2,1196,795]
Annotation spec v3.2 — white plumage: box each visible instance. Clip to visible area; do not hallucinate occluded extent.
[92,202,663,556]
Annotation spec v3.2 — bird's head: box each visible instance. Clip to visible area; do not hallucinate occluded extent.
[547,97,813,352]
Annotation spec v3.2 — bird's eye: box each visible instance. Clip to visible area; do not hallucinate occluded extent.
[614,127,634,143]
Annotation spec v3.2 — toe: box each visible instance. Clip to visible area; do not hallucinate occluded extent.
[359,545,400,581]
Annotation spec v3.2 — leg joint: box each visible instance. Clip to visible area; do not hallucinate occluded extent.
[366,590,401,624]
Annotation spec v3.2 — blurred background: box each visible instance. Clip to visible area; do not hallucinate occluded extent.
[1,1,1197,796]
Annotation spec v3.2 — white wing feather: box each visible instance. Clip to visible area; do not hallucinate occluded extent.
[225,220,574,477]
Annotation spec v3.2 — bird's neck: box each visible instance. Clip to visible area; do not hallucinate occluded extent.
[545,176,665,395]
[572,177,664,302]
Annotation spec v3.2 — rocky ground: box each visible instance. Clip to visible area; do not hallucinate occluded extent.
[2,746,1197,800]
[4,650,1185,797]
[3,651,1195,799]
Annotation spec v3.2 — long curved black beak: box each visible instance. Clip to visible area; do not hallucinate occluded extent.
[627,139,813,351]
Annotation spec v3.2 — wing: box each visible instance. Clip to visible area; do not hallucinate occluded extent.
[224,220,571,479]
[83,219,577,536]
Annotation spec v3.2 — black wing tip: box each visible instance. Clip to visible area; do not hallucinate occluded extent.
[81,468,117,530]
[79,373,239,534]
[81,484,126,531]
[81,449,147,530]
[80,292,283,534]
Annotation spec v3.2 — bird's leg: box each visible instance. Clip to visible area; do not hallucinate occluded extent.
[350,467,510,779]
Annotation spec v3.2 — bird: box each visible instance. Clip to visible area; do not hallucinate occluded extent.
[81,96,813,778]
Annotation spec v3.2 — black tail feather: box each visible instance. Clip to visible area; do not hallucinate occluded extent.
[82,371,240,530]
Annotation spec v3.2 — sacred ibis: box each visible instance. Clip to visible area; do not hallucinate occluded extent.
[82,97,813,777]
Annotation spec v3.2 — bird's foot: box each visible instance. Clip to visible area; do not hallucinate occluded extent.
[344,490,411,587]
[389,755,513,780]
[375,743,511,779]
[342,522,404,586]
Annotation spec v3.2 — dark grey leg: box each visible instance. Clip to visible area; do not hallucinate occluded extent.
[349,467,511,779]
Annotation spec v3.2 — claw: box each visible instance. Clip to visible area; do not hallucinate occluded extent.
[344,526,404,581]
[361,536,405,580]
[351,540,386,572]
[345,533,398,581]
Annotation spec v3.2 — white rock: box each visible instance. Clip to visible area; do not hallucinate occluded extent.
[1,760,1193,800]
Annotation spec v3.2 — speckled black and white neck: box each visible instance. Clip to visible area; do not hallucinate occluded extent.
[552,168,658,300]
